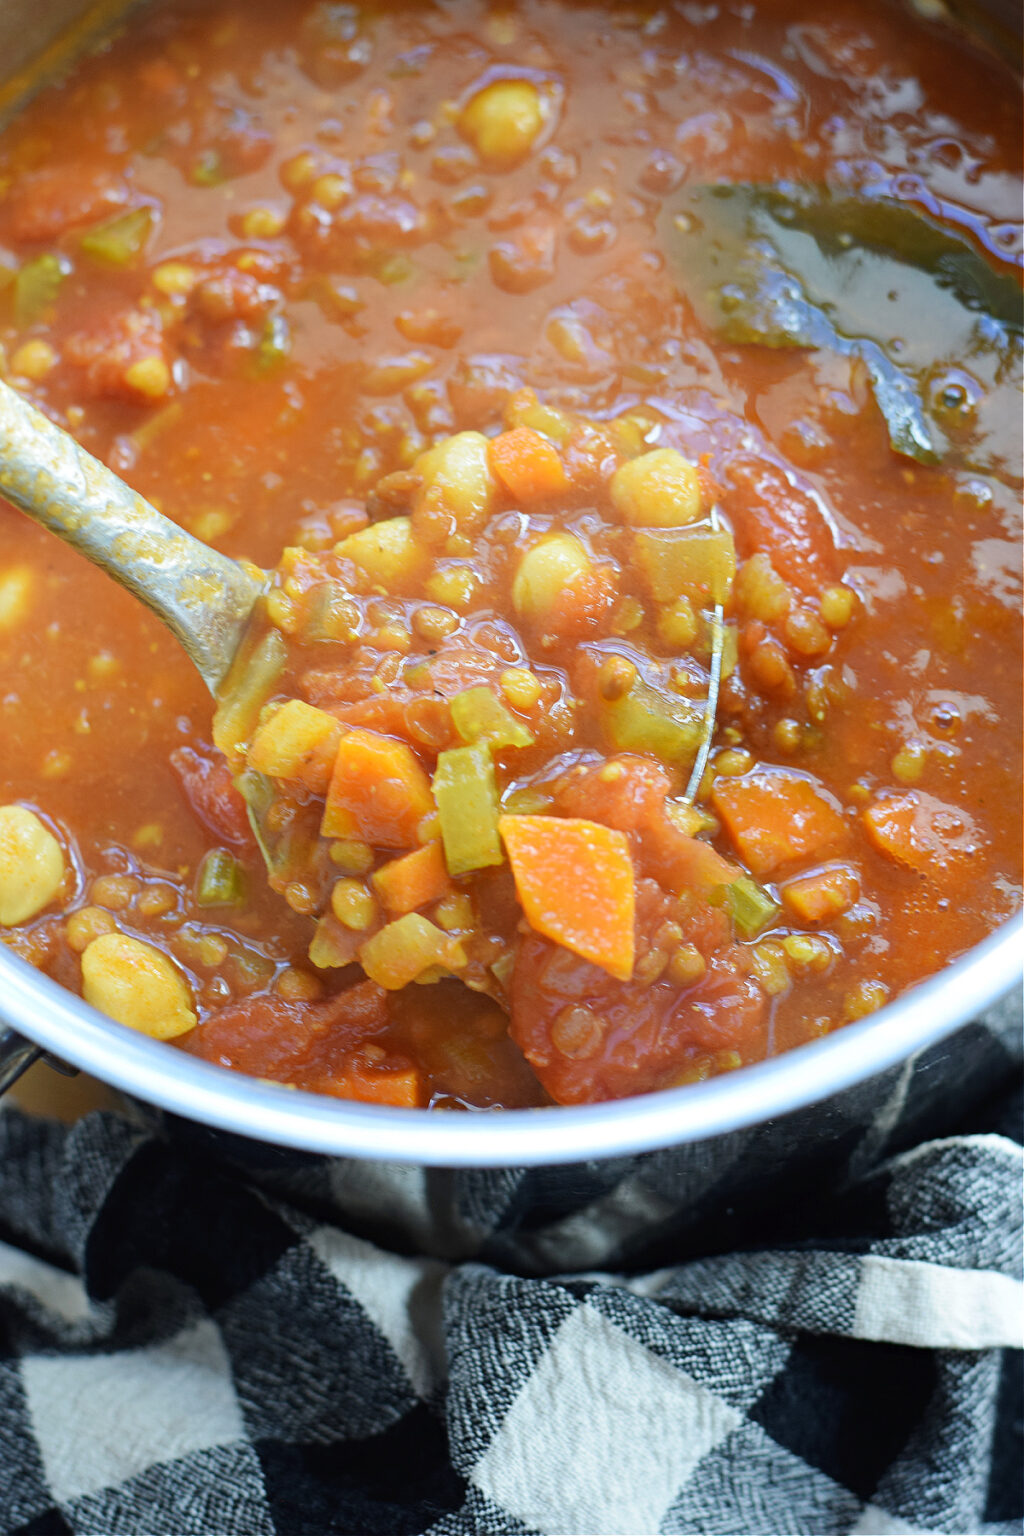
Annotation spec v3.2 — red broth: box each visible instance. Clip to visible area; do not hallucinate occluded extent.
[0,0,1019,1109]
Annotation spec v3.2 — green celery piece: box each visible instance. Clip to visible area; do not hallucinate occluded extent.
[450,686,534,751]
[212,623,288,770]
[634,526,736,606]
[303,580,360,643]
[196,847,247,907]
[726,874,780,938]
[253,313,291,374]
[14,253,69,327]
[190,149,226,186]
[600,678,702,768]
[79,206,154,267]
[660,183,1023,472]
[433,744,503,875]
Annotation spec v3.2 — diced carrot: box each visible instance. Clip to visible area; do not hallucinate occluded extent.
[372,841,452,914]
[648,822,741,896]
[499,814,635,981]
[782,864,860,923]
[712,771,847,876]
[249,699,342,795]
[314,1061,424,1108]
[863,791,980,877]
[322,728,434,847]
[488,427,568,501]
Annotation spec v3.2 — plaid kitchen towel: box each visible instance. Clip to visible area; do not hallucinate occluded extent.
[0,1040,1020,1535]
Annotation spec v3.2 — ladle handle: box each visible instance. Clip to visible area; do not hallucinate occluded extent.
[0,378,264,694]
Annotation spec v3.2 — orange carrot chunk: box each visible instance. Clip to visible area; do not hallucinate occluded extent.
[499,814,635,981]
[322,728,434,847]
[782,864,860,923]
[863,790,980,877]
[372,841,452,914]
[488,426,568,501]
[313,1060,424,1108]
[712,771,847,876]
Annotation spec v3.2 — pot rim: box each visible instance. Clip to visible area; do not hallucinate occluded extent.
[1,914,1019,1166]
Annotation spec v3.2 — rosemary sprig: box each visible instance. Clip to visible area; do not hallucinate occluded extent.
[682,503,725,805]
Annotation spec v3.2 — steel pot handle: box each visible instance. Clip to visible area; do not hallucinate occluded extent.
[0,1027,77,1097]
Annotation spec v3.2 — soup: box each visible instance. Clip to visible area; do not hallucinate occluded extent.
[0,0,1020,1109]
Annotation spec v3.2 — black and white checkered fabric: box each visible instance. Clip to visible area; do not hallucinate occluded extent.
[0,1055,1020,1535]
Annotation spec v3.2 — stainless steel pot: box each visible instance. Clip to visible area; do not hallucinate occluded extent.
[0,2,1020,1214]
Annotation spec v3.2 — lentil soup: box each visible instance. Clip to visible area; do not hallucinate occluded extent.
[0,0,1019,1110]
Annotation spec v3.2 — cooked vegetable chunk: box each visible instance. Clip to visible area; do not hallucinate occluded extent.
[323,730,435,847]
[359,913,465,989]
[433,746,503,874]
[863,791,980,877]
[0,806,65,926]
[610,449,703,528]
[372,842,451,914]
[499,815,636,981]
[459,79,545,167]
[249,700,342,794]
[82,933,197,1039]
[712,772,847,876]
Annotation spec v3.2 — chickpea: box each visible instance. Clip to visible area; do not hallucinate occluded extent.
[610,449,702,528]
[459,79,545,167]
[820,584,855,630]
[329,839,375,875]
[512,533,592,625]
[424,565,480,612]
[335,516,426,590]
[81,932,197,1039]
[65,905,116,953]
[0,806,66,926]
[331,878,377,931]
[275,967,324,1002]
[413,432,496,538]
[151,261,199,297]
[0,567,33,633]
[500,667,543,710]
[124,355,172,400]
[241,205,287,239]
[11,339,57,381]
[892,741,928,785]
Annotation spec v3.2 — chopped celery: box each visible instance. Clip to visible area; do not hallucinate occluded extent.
[451,686,534,751]
[726,875,780,938]
[634,526,736,607]
[253,313,291,374]
[80,206,154,267]
[190,149,226,186]
[304,581,361,643]
[14,253,68,327]
[600,679,701,768]
[213,624,288,770]
[433,744,503,875]
[360,248,415,285]
[196,848,247,907]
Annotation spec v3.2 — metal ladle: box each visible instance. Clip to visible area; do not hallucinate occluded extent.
[0,377,268,1093]
[0,376,265,694]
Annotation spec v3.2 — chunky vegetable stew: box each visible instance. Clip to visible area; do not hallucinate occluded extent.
[0,0,1020,1109]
